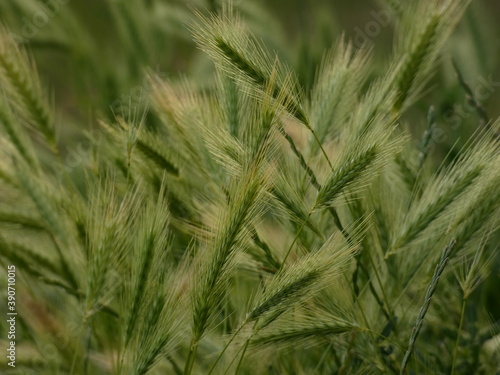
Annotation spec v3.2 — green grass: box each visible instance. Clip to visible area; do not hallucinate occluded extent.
[0,0,499,374]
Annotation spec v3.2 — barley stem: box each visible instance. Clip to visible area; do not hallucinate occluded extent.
[233,321,258,374]
[451,296,467,375]
[183,339,199,375]
[281,211,311,266]
[207,322,247,375]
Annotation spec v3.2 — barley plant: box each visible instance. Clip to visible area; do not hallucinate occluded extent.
[0,0,499,374]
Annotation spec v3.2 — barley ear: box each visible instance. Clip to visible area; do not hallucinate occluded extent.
[0,29,56,151]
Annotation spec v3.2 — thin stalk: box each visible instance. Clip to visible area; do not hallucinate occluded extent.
[338,331,356,375]
[183,339,200,375]
[366,249,395,324]
[50,234,79,290]
[451,296,467,375]
[307,125,334,171]
[392,241,439,308]
[69,324,86,375]
[278,124,345,233]
[279,125,321,190]
[332,208,394,326]
[281,211,311,266]
[208,322,247,375]
[167,356,184,375]
[313,340,334,373]
[222,338,249,375]
[341,271,377,347]
[233,321,258,374]
[83,325,92,375]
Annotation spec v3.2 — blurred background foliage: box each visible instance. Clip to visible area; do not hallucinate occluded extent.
[0,0,499,160]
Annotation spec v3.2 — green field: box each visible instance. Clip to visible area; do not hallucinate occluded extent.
[0,1,499,374]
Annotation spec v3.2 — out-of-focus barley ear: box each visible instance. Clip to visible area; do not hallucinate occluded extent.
[394,14,439,112]
[115,116,180,177]
[452,60,493,133]
[106,0,152,70]
[148,75,216,167]
[0,29,57,151]
[308,39,372,149]
[83,179,140,317]
[14,162,66,242]
[13,159,79,292]
[392,0,471,113]
[0,98,38,169]
[0,209,46,231]
[135,138,180,176]
[0,235,61,283]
